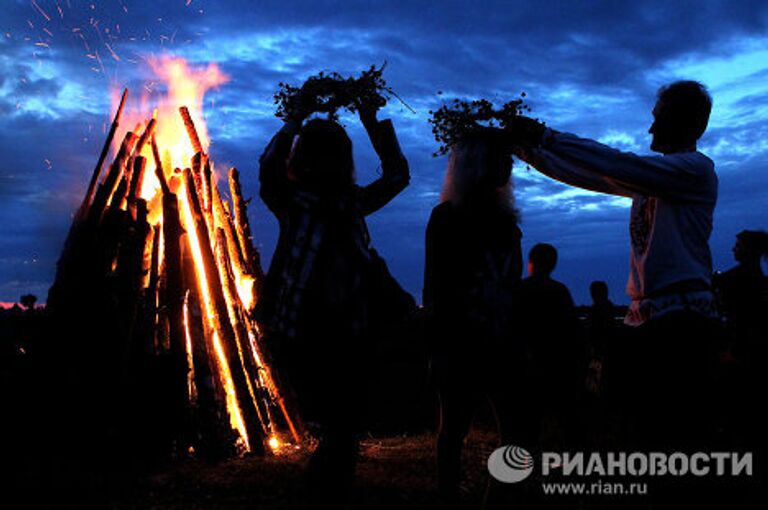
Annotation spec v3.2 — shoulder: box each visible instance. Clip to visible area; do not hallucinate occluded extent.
[426,201,454,235]
[429,201,454,222]
[666,150,716,177]
[553,279,574,299]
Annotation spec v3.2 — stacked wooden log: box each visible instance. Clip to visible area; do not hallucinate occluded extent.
[46,89,299,463]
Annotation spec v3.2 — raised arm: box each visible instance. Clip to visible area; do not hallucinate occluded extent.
[356,104,410,216]
[509,117,715,202]
[259,88,314,213]
[258,119,301,213]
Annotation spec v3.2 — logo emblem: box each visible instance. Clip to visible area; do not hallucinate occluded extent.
[488,445,534,483]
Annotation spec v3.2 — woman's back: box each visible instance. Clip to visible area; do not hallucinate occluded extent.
[425,201,522,368]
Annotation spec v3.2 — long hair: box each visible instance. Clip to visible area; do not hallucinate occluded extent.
[288,118,355,194]
[439,130,517,218]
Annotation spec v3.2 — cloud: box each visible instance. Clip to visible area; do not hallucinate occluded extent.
[1,0,767,303]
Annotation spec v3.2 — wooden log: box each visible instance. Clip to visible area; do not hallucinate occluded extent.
[128,156,147,210]
[151,137,171,196]
[160,185,190,443]
[80,87,128,217]
[147,224,162,354]
[183,169,265,455]
[191,153,204,203]
[127,221,160,368]
[88,131,137,224]
[181,239,236,459]
[121,118,152,211]
[202,158,213,216]
[214,228,271,436]
[134,118,156,157]
[162,190,185,357]
[179,106,203,154]
[109,176,129,211]
[169,173,181,195]
[213,189,248,290]
[228,167,264,282]
[214,192,301,443]
[116,198,152,369]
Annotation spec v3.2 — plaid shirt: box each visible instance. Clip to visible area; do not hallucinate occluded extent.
[256,119,409,340]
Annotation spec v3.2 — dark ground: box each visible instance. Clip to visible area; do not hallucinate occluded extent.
[2,306,764,509]
[107,431,494,510]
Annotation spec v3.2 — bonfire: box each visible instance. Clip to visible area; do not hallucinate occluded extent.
[47,57,298,458]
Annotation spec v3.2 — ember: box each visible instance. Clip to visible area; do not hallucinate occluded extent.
[47,56,299,459]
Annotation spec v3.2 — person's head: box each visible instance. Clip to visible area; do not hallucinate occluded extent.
[440,128,515,213]
[528,243,558,277]
[649,80,712,154]
[288,118,354,193]
[733,230,768,266]
[590,280,609,304]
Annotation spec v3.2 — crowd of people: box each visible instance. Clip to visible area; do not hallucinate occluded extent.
[253,79,767,508]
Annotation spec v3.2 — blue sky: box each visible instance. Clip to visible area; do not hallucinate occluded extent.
[1,0,767,305]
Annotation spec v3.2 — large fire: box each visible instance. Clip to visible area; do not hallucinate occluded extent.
[93,55,298,454]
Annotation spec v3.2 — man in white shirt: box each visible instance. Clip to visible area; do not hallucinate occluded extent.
[510,81,717,325]
[507,81,729,505]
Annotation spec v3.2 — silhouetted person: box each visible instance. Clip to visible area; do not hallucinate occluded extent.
[507,80,722,506]
[423,128,523,509]
[584,281,615,395]
[713,230,768,495]
[714,230,768,353]
[588,281,614,332]
[19,294,37,311]
[516,243,584,450]
[257,91,409,507]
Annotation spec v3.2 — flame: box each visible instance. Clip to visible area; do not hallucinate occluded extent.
[111,55,229,201]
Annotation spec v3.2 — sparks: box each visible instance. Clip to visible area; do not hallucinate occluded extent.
[104,42,120,61]
[31,0,52,22]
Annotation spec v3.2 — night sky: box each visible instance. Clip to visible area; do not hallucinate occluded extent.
[1,0,767,306]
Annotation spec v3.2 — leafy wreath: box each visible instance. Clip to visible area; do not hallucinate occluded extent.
[274,63,412,120]
[428,94,530,156]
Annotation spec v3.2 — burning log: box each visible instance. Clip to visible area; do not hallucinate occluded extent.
[128,156,147,213]
[203,158,214,216]
[88,131,137,224]
[158,176,191,443]
[183,169,266,454]
[81,88,128,216]
[214,228,272,433]
[151,137,171,196]
[229,167,263,282]
[147,224,162,353]
[181,239,236,459]
[109,176,129,211]
[213,189,249,297]
[134,118,156,157]
[116,198,152,369]
[179,106,203,154]
[190,153,205,208]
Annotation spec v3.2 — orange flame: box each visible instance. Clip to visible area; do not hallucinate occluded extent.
[111,55,229,202]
